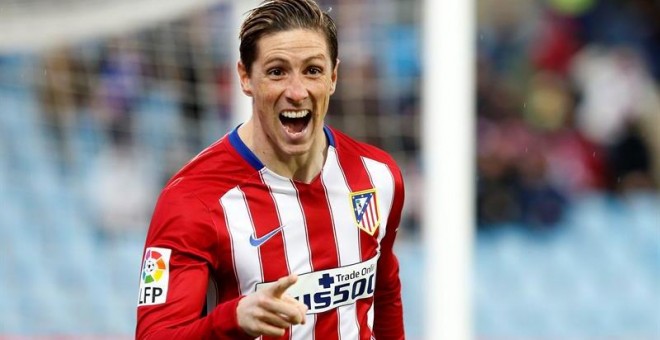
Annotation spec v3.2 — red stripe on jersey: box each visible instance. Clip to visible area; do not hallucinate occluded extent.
[296,180,339,272]
[296,180,340,340]
[211,201,242,303]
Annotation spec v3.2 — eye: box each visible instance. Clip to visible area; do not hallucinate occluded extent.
[267,68,284,77]
[307,66,323,76]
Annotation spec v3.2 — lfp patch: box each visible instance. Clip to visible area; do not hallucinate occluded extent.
[137,247,171,306]
[350,189,381,235]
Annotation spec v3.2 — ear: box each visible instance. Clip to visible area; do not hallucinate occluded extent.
[237,60,253,97]
[329,58,340,95]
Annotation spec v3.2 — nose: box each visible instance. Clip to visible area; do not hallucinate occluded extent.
[284,74,308,103]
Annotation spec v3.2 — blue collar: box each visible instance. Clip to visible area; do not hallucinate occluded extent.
[228,125,336,171]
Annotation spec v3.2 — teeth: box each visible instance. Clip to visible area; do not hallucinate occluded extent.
[280,110,310,118]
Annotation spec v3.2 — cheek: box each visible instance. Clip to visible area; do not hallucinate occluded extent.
[315,85,334,107]
[255,85,282,110]
[311,82,333,99]
[259,83,284,103]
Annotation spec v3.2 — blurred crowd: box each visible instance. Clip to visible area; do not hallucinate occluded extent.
[476,0,660,228]
[33,8,237,235]
[2,0,657,235]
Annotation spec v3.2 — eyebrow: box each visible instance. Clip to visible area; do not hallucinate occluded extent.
[303,54,326,63]
[264,54,327,65]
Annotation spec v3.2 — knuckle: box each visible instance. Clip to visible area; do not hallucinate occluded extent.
[255,295,268,307]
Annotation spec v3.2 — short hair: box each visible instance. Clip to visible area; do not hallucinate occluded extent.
[239,0,338,74]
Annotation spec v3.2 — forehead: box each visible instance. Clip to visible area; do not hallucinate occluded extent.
[255,29,330,62]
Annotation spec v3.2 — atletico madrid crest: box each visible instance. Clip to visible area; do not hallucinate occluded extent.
[350,189,381,235]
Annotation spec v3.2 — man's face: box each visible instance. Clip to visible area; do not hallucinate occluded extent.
[239,29,338,157]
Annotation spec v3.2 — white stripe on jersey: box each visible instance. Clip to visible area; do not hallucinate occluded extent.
[261,171,316,340]
[362,156,396,333]
[220,187,263,295]
[367,303,375,335]
[322,147,361,340]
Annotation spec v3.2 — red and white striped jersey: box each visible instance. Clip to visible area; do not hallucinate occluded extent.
[136,126,405,340]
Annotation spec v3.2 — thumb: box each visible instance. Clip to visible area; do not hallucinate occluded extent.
[269,274,298,298]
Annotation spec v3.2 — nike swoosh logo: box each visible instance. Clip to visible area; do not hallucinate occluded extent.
[249,225,285,247]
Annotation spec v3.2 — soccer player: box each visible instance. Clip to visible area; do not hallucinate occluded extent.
[135,0,405,338]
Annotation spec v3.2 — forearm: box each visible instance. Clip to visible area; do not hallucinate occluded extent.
[373,257,404,339]
[373,283,404,339]
[138,297,254,340]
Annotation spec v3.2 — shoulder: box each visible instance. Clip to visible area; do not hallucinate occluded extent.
[162,135,258,201]
[329,127,402,175]
[145,136,259,257]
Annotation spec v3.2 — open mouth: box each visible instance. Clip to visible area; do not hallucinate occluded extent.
[279,110,312,135]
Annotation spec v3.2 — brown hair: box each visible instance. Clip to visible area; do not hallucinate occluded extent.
[239,0,338,74]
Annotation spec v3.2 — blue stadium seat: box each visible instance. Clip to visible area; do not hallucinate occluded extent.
[474,194,660,338]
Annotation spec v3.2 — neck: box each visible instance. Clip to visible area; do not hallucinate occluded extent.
[238,120,328,184]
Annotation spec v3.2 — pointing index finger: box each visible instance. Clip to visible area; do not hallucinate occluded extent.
[269,274,298,298]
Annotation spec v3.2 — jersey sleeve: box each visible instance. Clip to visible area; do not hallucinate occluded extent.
[135,184,253,340]
[373,164,405,339]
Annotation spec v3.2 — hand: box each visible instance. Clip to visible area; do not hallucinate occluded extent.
[236,274,308,337]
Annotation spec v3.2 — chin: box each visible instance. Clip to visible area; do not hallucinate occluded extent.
[277,139,314,157]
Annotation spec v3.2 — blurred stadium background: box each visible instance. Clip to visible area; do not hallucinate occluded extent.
[0,0,658,338]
